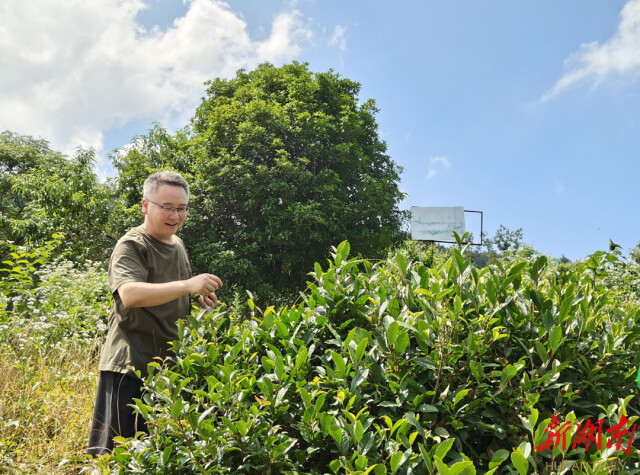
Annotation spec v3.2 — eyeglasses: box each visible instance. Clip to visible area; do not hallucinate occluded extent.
[146,198,189,215]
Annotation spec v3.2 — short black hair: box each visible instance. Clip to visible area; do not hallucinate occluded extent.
[143,171,189,198]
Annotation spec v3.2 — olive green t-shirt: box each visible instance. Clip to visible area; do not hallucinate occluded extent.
[98,225,192,376]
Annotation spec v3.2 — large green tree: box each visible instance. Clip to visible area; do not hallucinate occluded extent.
[1,131,125,262]
[114,62,407,297]
[1,131,65,244]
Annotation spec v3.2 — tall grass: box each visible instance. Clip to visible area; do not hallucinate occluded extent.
[0,343,99,474]
[1,243,108,474]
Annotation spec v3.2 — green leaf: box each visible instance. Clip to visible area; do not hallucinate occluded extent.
[170,399,184,419]
[549,325,563,353]
[488,449,509,469]
[449,460,476,475]
[299,387,311,408]
[295,345,308,370]
[374,465,387,475]
[469,361,484,381]
[236,419,247,436]
[387,321,400,346]
[405,412,426,437]
[534,341,547,362]
[356,337,368,363]
[275,319,290,338]
[360,431,375,455]
[433,455,450,475]
[500,364,518,390]
[354,420,364,443]
[419,444,432,471]
[394,332,410,354]
[331,351,346,377]
[390,452,403,473]
[340,431,350,455]
[336,240,350,261]
[454,389,470,407]
[381,415,393,429]
[329,424,342,445]
[351,368,369,392]
[390,418,406,436]
[510,450,529,475]
[558,294,574,323]
[315,393,327,412]
[434,437,455,460]
[454,295,462,315]
[528,408,538,433]
[275,355,285,381]
[363,465,383,475]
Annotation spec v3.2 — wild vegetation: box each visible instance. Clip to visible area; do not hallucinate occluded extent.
[0,238,109,473]
[1,231,639,473]
[2,61,639,473]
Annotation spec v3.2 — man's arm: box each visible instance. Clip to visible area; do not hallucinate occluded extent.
[118,273,223,308]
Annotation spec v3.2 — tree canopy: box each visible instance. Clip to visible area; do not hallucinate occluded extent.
[1,131,124,262]
[115,62,407,297]
[1,131,65,245]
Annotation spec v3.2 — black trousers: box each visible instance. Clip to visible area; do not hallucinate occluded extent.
[87,371,148,456]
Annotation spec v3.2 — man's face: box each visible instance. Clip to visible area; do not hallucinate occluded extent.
[142,184,188,243]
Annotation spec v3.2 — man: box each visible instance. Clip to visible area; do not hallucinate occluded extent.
[87,171,222,455]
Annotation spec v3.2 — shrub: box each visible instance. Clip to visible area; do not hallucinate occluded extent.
[0,238,107,472]
[1,237,109,355]
[99,241,640,474]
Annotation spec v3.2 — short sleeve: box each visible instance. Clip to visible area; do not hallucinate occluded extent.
[108,240,148,294]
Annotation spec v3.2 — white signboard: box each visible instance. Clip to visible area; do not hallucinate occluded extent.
[410,206,465,242]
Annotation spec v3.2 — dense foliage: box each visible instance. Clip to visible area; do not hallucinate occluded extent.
[1,132,64,248]
[0,237,109,352]
[97,239,640,474]
[113,62,407,298]
[0,237,110,472]
[1,131,124,262]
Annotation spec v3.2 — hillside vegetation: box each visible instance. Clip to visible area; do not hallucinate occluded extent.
[2,236,639,473]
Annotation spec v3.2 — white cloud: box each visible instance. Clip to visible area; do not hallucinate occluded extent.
[543,0,640,101]
[0,0,311,168]
[329,25,348,51]
[426,156,450,180]
[554,181,566,194]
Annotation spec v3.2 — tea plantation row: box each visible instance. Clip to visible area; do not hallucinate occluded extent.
[97,241,640,474]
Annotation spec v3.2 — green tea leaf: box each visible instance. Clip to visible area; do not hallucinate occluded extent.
[387,321,400,346]
[500,364,518,390]
[488,449,509,469]
[331,351,346,377]
[549,325,562,353]
[390,452,403,473]
[510,450,529,475]
[356,337,368,363]
[434,437,455,460]
[351,368,369,392]
[454,389,470,407]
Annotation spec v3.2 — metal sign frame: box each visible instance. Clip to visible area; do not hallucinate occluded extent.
[412,209,484,246]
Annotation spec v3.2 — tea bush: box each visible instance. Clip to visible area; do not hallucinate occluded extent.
[99,241,640,474]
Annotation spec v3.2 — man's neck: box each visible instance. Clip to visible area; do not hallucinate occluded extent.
[142,223,175,245]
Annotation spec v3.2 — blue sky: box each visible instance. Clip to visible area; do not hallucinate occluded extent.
[1,0,639,260]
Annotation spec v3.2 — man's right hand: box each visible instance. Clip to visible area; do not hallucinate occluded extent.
[187,273,223,295]
[118,274,224,309]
